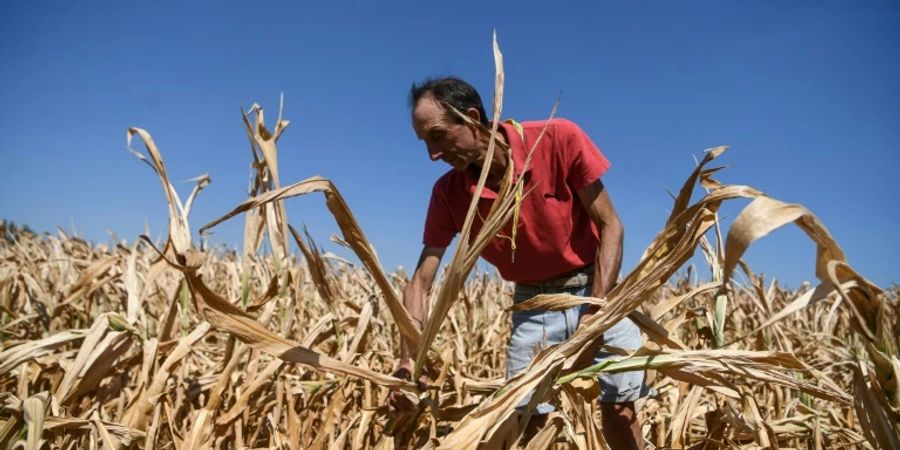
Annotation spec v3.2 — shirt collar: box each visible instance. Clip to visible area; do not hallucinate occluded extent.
[464,120,530,199]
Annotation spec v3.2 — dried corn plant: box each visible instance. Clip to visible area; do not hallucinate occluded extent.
[1,36,897,449]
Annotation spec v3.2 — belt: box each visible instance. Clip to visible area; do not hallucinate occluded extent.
[515,264,595,290]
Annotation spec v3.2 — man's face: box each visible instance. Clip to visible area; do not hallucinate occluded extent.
[411,93,481,172]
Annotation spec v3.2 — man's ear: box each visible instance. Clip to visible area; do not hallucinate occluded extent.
[465,107,482,125]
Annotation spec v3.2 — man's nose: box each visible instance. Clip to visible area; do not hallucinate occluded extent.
[426,144,443,161]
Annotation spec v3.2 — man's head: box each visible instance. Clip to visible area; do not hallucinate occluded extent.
[409,77,489,127]
[409,76,490,171]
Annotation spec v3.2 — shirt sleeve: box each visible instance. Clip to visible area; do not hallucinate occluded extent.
[422,178,457,248]
[558,119,611,191]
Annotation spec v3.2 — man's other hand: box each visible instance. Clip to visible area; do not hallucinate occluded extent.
[574,311,605,370]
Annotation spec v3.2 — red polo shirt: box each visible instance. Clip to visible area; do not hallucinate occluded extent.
[423,118,611,283]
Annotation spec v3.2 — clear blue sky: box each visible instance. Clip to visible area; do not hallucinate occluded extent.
[1,0,897,287]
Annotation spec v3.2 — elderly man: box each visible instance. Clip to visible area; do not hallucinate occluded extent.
[390,76,647,449]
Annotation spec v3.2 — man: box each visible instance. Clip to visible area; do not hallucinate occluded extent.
[390,76,647,449]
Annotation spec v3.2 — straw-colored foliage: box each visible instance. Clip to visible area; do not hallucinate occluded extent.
[1,38,898,449]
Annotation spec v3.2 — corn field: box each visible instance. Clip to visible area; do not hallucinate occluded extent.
[1,39,898,449]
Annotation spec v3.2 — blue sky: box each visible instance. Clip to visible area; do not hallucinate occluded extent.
[1,0,897,287]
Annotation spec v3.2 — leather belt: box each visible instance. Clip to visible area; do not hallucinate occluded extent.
[516,264,595,289]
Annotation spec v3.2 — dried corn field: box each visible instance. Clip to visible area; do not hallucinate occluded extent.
[1,218,896,450]
[2,42,899,449]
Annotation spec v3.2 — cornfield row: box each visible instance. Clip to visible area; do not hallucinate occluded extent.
[1,38,897,449]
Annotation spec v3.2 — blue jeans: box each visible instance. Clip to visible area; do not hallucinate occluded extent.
[507,278,648,414]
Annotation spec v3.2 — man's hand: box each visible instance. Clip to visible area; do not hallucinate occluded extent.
[577,308,595,329]
[574,309,605,370]
[387,361,429,417]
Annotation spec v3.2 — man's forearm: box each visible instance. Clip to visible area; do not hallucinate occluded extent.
[593,223,623,298]
[575,180,623,315]
[398,281,428,365]
[396,246,444,371]
[587,223,623,317]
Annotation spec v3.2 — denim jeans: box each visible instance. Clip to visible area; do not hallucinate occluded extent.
[507,277,648,414]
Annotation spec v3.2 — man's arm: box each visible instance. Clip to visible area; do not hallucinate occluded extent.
[396,245,446,375]
[576,179,624,324]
